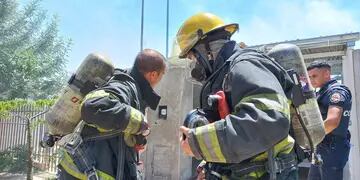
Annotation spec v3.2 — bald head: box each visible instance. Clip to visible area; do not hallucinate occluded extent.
[134,49,166,74]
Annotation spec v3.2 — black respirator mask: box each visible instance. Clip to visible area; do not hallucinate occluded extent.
[190,48,214,83]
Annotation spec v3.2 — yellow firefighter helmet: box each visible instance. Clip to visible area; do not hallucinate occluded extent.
[176,12,238,58]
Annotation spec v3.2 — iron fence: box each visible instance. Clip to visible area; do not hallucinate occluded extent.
[0,104,59,173]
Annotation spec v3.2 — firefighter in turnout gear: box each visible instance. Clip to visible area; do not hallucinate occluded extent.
[57,49,166,180]
[177,13,298,179]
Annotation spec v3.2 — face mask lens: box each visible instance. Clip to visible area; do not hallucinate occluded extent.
[186,60,205,85]
[191,63,206,82]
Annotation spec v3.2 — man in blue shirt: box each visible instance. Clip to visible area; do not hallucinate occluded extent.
[307,61,352,180]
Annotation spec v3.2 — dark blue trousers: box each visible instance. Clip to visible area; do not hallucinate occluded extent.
[308,136,350,180]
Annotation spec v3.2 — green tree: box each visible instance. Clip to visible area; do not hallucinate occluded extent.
[0,0,71,100]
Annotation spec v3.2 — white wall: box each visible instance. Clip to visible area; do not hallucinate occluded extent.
[342,48,360,180]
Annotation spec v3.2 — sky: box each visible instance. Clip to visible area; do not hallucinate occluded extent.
[21,0,360,72]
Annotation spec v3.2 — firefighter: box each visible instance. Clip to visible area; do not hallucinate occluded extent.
[177,13,298,179]
[57,49,166,180]
[307,61,352,180]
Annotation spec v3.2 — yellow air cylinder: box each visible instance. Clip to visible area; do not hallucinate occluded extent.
[45,53,114,136]
[268,44,325,149]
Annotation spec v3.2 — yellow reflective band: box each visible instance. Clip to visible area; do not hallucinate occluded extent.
[195,126,212,161]
[236,93,290,119]
[60,152,115,180]
[81,90,115,132]
[60,152,87,180]
[276,135,295,154]
[195,124,226,162]
[124,107,143,134]
[233,135,295,178]
[86,124,113,133]
[97,171,115,180]
[124,132,136,147]
[288,99,292,105]
[81,90,110,108]
[248,171,266,179]
[252,135,295,161]
[208,123,226,162]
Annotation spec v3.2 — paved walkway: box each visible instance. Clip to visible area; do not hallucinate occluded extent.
[0,172,56,180]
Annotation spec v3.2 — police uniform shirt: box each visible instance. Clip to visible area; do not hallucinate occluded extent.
[317,79,352,138]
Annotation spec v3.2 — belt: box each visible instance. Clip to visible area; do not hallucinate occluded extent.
[321,134,349,146]
[205,152,298,179]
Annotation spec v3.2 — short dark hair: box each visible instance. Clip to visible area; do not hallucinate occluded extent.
[307,61,331,71]
[134,49,166,74]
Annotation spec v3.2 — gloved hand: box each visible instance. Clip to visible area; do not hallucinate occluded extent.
[182,109,209,140]
[130,117,150,152]
[139,115,150,136]
[124,133,148,148]
[125,115,150,147]
[134,135,147,153]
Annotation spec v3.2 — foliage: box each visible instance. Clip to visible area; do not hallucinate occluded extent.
[0,0,72,100]
[0,98,55,118]
[0,144,29,173]
[0,99,56,176]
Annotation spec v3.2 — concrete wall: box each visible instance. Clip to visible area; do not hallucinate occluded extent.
[143,60,193,180]
[344,49,360,180]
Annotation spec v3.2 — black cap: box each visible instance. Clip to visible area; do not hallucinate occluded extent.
[307,61,331,71]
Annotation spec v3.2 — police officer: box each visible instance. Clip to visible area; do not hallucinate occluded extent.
[57,49,166,180]
[177,13,298,179]
[307,61,352,180]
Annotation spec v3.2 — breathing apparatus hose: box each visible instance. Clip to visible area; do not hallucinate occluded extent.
[294,103,323,179]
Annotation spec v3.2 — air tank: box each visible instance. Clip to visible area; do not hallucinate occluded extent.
[267,44,325,149]
[43,53,114,147]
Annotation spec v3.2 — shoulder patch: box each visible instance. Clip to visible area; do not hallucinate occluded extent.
[330,92,341,103]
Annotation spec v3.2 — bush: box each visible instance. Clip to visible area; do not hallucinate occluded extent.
[0,144,28,173]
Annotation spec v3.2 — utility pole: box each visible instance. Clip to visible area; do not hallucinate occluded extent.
[140,0,144,51]
[166,0,169,58]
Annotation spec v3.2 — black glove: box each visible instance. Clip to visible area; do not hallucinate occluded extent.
[183,109,209,140]
[134,134,147,146]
